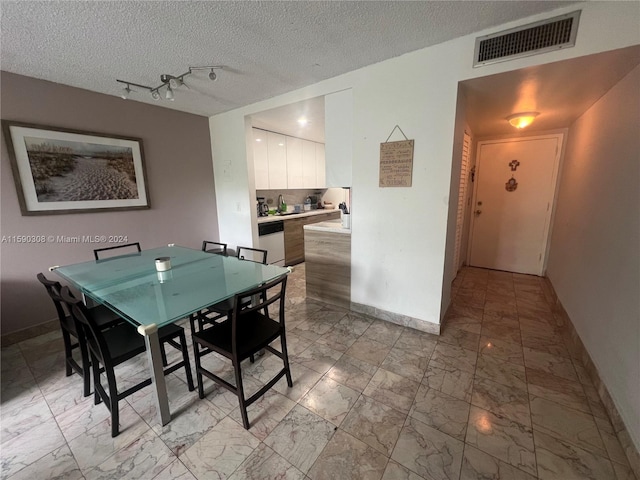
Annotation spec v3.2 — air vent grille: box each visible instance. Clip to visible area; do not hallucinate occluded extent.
[474,11,580,67]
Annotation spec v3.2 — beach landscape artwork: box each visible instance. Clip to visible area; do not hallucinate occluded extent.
[2,121,150,215]
[26,137,139,202]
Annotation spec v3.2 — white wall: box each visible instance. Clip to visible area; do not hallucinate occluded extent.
[210,2,640,329]
[547,65,640,449]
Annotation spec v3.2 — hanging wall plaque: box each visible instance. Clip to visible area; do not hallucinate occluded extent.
[379,125,414,187]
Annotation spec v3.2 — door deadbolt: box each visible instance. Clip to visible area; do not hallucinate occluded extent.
[475,210,482,216]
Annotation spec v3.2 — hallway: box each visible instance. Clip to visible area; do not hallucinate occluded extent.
[0,266,634,479]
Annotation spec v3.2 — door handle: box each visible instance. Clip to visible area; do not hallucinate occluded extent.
[474,210,482,216]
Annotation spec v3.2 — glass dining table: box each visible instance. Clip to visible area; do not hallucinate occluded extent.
[53,245,289,426]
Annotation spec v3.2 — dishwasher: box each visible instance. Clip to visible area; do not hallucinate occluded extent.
[258,221,285,266]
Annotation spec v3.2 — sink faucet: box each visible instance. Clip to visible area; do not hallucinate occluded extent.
[277,194,284,212]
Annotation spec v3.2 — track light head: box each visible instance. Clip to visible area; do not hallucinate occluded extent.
[165,85,174,101]
[151,90,161,100]
[120,84,132,100]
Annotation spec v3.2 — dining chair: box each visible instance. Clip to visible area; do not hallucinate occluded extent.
[236,246,268,264]
[192,245,269,330]
[202,240,228,256]
[60,286,195,437]
[93,242,141,260]
[37,273,123,397]
[190,274,292,429]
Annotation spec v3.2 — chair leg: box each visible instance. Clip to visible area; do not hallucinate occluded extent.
[193,341,205,399]
[160,344,168,367]
[105,368,120,437]
[91,354,102,405]
[233,359,250,429]
[280,333,293,388]
[177,331,195,391]
[77,335,92,397]
[61,330,74,377]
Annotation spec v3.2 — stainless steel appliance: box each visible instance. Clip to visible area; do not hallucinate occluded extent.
[257,197,269,217]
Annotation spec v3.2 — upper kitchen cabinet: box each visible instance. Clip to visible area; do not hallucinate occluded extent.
[315,143,326,188]
[325,89,353,187]
[252,127,326,189]
[267,132,287,190]
[286,136,303,187]
[301,140,317,188]
[253,129,269,190]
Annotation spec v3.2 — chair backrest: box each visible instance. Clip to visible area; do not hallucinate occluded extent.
[93,242,142,260]
[37,272,70,325]
[230,274,287,354]
[202,240,228,256]
[236,246,268,264]
[59,286,109,366]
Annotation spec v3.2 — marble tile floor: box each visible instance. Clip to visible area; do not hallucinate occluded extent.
[1,265,636,480]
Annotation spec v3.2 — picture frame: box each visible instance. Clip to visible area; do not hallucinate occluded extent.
[2,120,150,215]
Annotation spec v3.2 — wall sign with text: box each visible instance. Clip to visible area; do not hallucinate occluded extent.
[379,139,414,187]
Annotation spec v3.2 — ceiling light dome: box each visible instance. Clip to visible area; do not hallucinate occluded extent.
[507,112,539,129]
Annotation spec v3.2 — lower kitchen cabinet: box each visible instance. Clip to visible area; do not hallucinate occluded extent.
[284,211,340,265]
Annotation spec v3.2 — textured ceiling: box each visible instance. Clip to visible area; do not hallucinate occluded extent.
[1,1,577,117]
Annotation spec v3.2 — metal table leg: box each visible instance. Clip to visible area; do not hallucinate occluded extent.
[137,324,171,425]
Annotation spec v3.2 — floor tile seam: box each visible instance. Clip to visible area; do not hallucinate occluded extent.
[307,426,393,480]
[350,392,409,459]
[527,391,608,454]
[1,390,73,480]
[529,422,612,463]
[459,442,540,480]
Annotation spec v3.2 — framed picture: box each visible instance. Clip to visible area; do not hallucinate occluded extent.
[2,120,150,215]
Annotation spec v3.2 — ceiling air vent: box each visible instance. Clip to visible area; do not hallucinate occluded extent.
[473,10,581,67]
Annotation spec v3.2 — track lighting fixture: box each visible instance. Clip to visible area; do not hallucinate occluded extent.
[116,65,221,102]
[120,84,132,100]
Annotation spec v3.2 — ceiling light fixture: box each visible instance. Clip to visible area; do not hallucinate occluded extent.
[120,84,132,100]
[507,112,539,129]
[116,65,222,101]
[297,117,309,126]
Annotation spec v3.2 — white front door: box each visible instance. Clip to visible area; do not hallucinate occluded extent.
[469,135,562,275]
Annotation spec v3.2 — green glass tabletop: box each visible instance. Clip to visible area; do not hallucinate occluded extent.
[55,246,289,328]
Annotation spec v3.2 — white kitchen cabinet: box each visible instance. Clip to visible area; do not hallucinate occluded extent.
[302,140,316,188]
[315,143,326,188]
[252,127,325,189]
[325,89,353,187]
[253,129,269,189]
[286,136,303,188]
[267,132,287,190]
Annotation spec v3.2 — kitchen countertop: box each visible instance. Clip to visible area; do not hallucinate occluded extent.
[257,209,341,224]
[303,219,351,234]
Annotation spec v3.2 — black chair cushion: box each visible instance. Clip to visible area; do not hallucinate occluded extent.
[194,311,281,360]
[99,322,187,366]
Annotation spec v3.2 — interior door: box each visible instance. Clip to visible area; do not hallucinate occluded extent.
[469,135,561,275]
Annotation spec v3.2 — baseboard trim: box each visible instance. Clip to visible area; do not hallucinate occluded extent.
[1,319,59,347]
[351,302,440,335]
[543,276,640,478]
